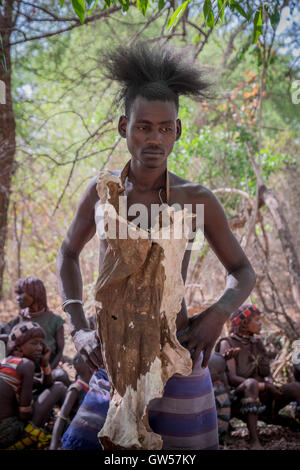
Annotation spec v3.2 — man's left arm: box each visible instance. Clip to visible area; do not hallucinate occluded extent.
[181,188,256,368]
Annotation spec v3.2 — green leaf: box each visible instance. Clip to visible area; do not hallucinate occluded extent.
[203,0,214,28]
[246,8,254,22]
[230,0,249,20]
[217,0,226,22]
[265,2,281,31]
[203,0,212,20]
[87,0,99,14]
[158,0,165,11]
[137,0,148,16]
[59,0,64,7]
[253,8,263,44]
[119,0,130,12]
[72,0,85,23]
[207,9,214,28]
[168,1,189,30]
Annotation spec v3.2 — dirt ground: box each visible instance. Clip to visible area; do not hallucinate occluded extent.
[1,299,300,451]
[220,418,300,450]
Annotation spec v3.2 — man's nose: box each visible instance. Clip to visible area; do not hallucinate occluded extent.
[146,127,162,144]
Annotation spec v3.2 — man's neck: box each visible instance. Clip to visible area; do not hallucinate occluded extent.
[128,160,167,192]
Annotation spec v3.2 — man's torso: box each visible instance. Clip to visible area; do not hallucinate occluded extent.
[89,168,210,331]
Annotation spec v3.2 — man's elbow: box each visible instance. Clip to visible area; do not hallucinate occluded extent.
[57,240,78,263]
[57,241,65,265]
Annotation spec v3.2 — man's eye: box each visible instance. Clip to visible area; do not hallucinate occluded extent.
[161,127,172,133]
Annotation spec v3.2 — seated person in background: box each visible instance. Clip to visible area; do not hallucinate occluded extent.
[0,321,66,449]
[208,348,240,444]
[1,276,70,386]
[217,304,300,450]
[50,353,92,450]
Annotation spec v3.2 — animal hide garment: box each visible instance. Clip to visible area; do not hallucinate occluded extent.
[94,170,193,450]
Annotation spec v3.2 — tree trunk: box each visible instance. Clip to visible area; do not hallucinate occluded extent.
[259,184,300,312]
[0,1,16,299]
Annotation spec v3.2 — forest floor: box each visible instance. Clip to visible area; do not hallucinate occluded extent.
[220,418,300,450]
[1,300,300,451]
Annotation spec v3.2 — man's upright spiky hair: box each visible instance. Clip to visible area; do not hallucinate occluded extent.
[100,42,213,116]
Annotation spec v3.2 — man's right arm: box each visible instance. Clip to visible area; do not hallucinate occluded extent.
[57,177,97,332]
[56,177,103,369]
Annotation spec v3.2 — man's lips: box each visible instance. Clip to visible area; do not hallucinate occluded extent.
[142,150,164,155]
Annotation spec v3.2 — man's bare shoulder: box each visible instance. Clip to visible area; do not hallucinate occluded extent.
[169,171,214,204]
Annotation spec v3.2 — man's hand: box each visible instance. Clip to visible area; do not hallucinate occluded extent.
[179,305,228,369]
[73,329,104,373]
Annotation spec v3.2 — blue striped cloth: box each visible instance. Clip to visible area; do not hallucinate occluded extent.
[61,369,110,450]
[148,354,219,450]
[61,354,218,450]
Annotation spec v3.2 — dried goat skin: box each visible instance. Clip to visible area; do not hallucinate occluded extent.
[95,171,193,450]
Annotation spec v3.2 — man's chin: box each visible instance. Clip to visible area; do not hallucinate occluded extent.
[138,155,167,168]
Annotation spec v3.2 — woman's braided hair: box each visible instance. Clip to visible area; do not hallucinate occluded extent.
[229,304,261,335]
[15,276,48,311]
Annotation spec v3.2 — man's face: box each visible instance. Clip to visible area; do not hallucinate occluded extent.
[19,336,45,363]
[118,96,181,169]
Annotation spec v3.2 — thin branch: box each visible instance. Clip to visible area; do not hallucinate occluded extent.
[17,1,76,21]
[129,10,162,45]
[212,187,252,202]
[8,6,123,47]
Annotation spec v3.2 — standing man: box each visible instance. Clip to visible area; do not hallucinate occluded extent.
[57,43,256,450]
